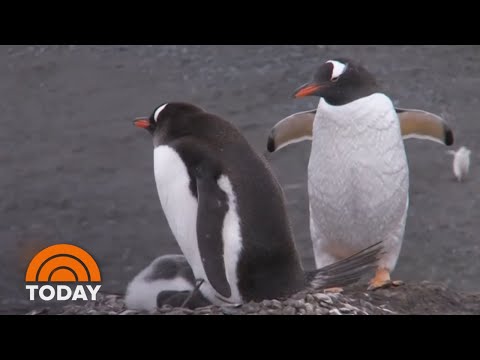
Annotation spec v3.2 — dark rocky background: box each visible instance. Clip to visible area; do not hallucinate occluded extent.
[1,45,479,314]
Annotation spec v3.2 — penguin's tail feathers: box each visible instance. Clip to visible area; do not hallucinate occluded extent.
[305,241,384,290]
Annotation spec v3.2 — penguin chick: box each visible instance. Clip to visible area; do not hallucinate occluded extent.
[447,146,471,182]
[125,254,210,311]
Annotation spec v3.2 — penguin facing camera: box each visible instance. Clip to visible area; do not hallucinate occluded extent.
[267,58,455,290]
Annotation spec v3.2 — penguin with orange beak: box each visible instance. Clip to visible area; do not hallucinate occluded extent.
[267,58,454,290]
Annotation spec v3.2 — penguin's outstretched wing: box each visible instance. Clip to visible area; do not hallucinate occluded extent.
[305,241,384,289]
[266,107,454,153]
[396,108,454,146]
[195,161,232,299]
[266,109,316,153]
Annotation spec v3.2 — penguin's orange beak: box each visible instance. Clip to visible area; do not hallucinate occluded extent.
[133,118,150,129]
[293,82,324,98]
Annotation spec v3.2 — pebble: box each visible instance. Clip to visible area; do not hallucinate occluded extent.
[305,294,316,304]
[242,303,259,314]
[271,300,282,309]
[119,310,137,315]
[305,303,315,315]
[329,309,342,315]
[315,308,330,315]
[340,303,358,312]
[293,300,305,308]
[262,300,272,307]
[314,293,333,304]
[26,308,49,315]
[165,310,187,315]
[283,306,296,315]
[105,295,119,307]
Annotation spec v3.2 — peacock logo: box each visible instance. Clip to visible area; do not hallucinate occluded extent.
[25,244,102,301]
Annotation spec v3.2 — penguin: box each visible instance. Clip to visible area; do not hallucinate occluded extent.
[124,254,210,311]
[133,102,383,306]
[266,58,454,290]
[447,146,471,182]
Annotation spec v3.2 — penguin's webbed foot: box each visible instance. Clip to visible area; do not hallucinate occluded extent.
[367,279,404,291]
[367,268,404,291]
[323,287,344,294]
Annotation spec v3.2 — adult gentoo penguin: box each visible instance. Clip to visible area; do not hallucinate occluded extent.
[267,58,454,290]
[133,102,383,306]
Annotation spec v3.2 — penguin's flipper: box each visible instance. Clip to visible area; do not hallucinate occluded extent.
[195,162,232,299]
[306,241,384,290]
[396,107,454,146]
[267,109,316,152]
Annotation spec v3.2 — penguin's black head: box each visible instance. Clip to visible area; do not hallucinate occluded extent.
[133,102,169,135]
[293,58,379,106]
[134,102,206,143]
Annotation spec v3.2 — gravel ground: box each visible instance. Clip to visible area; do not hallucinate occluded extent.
[25,282,480,315]
[1,45,479,314]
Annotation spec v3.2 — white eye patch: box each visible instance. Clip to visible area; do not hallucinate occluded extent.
[154,103,168,122]
[326,60,347,80]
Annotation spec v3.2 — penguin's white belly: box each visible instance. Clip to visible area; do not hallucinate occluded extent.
[309,94,409,269]
[153,146,242,305]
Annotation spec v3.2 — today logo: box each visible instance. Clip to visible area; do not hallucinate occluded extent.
[25,244,102,301]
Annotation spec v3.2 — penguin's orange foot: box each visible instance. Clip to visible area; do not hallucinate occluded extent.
[367,268,404,291]
[367,279,404,291]
[323,287,344,294]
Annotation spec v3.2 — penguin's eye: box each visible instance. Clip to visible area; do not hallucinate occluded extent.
[331,76,339,82]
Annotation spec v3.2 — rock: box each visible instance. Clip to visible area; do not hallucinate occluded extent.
[305,303,315,315]
[119,310,137,315]
[261,300,272,308]
[242,303,259,314]
[329,309,342,315]
[165,309,187,315]
[293,300,305,308]
[283,299,297,308]
[271,300,282,309]
[283,306,296,315]
[315,308,330,315]
[314,293,333,304]
[26,308,49,315]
